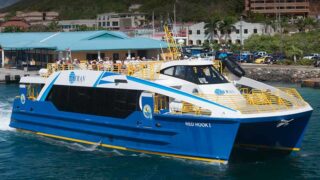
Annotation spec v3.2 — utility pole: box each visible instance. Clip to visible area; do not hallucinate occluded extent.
[240,16,243,50]
[173,3,176,36]
[279,0,284,56]
[1,48,4,68]
[152,11,155,38]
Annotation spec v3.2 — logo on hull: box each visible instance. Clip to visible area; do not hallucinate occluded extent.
[143,104,152,119]
[69,72,76,84]
[277,119,294,128]
[20,94,26,104]
[69,71,85,84]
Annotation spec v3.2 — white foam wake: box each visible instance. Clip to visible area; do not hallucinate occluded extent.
[0,109,15,131]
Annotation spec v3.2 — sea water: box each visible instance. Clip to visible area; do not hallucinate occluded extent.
[0,84,319,179]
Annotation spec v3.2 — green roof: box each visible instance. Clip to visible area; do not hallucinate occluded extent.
[0,31,168,51]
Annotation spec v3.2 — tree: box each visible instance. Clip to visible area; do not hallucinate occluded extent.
[217,16,236,44]
[47,21,60,32]
[4,11,16,21]
[246,12,265,23]
[304,17,318,31]
[3,26,24,32]
[295,17,317,32]
[285,45,303,63]
[279,17,290,34]
[28,24,49,32]
[204,16,220,43]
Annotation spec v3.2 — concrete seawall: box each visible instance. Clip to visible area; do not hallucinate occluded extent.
[242,64,320,83]
[0,68,38,83]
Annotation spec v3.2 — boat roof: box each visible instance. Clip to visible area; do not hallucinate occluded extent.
[161,59,214,70]
[20,76,47,84]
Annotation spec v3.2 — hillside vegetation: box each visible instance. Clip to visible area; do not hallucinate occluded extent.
[1,0,244,21]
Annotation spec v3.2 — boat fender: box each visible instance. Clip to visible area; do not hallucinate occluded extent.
[222,58,246,77]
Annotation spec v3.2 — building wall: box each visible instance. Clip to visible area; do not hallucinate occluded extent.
[15,11,59,25]
[96,12,146,30]
[59,19,97,31]
[187,22,208,46]
[0,13,8,22]
[70,50,161,61]
[230,21,273,44]
[186,21,273,45]
[309,0,320,19]
[245,0,310,17]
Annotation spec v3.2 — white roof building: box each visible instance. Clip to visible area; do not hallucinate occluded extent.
[59,19,97,32]
[96,12,146,30]
[186,21,274,46]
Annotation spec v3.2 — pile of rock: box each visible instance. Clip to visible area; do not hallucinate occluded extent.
[242,65,320,83]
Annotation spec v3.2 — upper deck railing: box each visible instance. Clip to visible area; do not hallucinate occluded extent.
[154,88,307,115]
[45,61,166,80]
[45,59,222,80]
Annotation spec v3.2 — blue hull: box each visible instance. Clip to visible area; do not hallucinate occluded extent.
[235,111,312,152]
[10,99,240,163]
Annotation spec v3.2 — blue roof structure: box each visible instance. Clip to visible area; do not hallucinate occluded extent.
[0,31,168,51]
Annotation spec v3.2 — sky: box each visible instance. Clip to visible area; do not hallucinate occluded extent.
[0,0,20,9]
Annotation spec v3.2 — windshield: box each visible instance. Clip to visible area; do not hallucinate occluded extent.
[161,65,228,84]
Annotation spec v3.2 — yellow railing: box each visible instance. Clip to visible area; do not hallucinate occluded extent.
[46,60,223,80]
[45,61,163,80]
[46,63,74,77]
[153,88,307,115]
[26,84,42,100]
[154,94,169,114]
[213,60,223,74]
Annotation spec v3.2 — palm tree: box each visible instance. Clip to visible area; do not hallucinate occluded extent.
[285,45,303,63]
[47,21,60,32]
[304,17,317,31]
[263,17,275,34]
[280,17,290,34]
[217,16,236,44]
[295,17,317,32]
[204,16,220,43]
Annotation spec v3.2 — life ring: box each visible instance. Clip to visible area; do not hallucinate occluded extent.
[222,58,246,77]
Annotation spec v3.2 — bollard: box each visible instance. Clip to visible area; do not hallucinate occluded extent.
[5,75,11,84]
[14,75,21,83]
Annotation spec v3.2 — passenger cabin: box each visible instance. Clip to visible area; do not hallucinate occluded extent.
[18,59,307,119]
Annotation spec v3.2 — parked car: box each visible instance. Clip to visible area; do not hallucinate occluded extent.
[271,53,286,61]
[200,51,216,59]
[255,56,273,64]
[314,60,320,67]
[237,52,254,63]
[253,51,268,59]
[303,53,320,60]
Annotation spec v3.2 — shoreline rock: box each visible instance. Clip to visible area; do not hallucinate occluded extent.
[242,64,320,83]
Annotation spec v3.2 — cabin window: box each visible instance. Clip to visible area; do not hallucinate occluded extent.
[162,66,174,76]
[46,85,142,118]
[174,66,187,79]
[160,65,227,84]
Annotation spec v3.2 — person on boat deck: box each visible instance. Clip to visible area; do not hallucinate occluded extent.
[218,49,228,60]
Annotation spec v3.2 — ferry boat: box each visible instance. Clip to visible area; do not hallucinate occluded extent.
[9,59,312,164]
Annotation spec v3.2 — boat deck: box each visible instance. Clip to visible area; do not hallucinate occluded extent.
[40,62,307,116]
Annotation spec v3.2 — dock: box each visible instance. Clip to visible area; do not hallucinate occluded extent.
[0,68,38,84]
[301,78,320,89]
